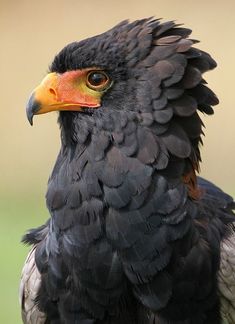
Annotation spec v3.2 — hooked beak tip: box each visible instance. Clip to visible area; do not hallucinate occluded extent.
[29,116,34,126]
[26,93,41,125]
[26,108,34,125]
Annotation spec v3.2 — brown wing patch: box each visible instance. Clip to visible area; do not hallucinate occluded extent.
[183,167,202,200]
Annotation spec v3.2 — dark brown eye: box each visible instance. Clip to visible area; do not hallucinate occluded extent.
[87,71,110,91]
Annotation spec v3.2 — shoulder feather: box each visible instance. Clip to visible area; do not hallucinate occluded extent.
[20,246,46,324]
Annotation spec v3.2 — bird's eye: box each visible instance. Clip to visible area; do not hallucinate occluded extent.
[86,71,110,91]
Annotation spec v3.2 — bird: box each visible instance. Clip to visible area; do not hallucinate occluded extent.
[20,18,235,324]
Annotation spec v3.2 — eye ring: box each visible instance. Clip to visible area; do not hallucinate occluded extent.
[86,71,110,91]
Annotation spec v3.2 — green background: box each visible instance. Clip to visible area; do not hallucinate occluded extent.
[1,0,234,322]
[0,194,47,323]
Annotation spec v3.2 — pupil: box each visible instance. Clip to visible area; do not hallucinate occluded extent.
[90,73,106,85]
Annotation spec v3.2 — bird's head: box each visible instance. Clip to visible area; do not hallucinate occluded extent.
[26,18,218,188]
[26,19,139,126]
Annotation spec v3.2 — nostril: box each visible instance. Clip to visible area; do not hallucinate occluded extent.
[49,88,56,97]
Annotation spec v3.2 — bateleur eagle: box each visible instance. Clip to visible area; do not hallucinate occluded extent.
[20,18,235,324]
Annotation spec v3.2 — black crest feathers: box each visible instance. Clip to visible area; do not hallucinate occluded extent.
[122,18,218,169]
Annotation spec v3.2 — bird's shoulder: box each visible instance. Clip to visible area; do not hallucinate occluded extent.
[20,245,46,324]
[197,177,235,323]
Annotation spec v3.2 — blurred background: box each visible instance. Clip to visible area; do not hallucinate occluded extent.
[1,0,234,322]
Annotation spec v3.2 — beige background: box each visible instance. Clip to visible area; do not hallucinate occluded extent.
[1,0,235,196]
